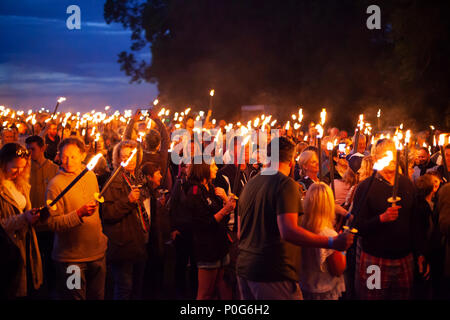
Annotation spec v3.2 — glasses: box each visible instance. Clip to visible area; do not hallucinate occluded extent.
[16,148,30,157]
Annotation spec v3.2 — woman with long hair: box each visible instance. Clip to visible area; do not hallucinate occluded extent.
[186,158,236,300]
[0,143,43,298]
[299,182,346,300]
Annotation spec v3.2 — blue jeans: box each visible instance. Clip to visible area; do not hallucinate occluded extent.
[111,261,146,300]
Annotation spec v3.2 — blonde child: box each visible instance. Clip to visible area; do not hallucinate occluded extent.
[299,182,346,300]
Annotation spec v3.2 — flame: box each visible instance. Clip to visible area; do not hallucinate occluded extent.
[405,130,411,144]
[57,97,66,103]
[210,89,215,97]
[373,151,394,171]
[285,121,290,130]
[394,135,403,150]
[253,118,260,128]
[95,133,100,142]
[241,135,251,147]
[315,124,324,138]
[120,148,137,167]
[304,135,308,141]
[377,109,381,118]
[327,142,334,151]
[292,114,297,121]
[105,106,110,111]
[153,99,159,106]
[439,134,446,147]
[320,108,327,126]
[298,108,304,123]
[87,153,103,170]
[270,120,277,127]
[357,114,364,130]
[294,123,301,130]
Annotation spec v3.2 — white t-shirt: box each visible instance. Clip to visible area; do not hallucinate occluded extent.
[299,227,346,297]
[3,179,27,211]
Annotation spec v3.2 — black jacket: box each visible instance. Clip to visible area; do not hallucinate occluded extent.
[353,174,425,259]
[186,182,230,263]
[101,172,148,263]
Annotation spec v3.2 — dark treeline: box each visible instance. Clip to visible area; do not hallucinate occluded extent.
[105,0,450,131]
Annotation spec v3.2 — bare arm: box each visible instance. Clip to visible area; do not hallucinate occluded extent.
[277,213,354,251]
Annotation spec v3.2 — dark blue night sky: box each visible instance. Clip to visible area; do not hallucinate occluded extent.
[0,0,158,113]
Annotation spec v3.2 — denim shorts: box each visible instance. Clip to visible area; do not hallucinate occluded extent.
[197,254,230,269]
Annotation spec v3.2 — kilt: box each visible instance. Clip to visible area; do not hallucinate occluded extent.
[355,247,414,300]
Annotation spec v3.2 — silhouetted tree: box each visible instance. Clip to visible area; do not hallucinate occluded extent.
[105,0,450,130]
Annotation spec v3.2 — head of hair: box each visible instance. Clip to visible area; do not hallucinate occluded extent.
[112,140,140,170]
[358,155,375,182]
[371,138,396,160]
[342,167,358,186]
[418,146,429,155]
[298,150,317,174]
[0,143,31,192]
[25,135,45,148]
[415,173,436,198]
[301,182,335,233]
[268,136,296,163]
[145,130,161,151]
[303,145,318,153]
[58,137,85,155]
[141,161,161,178]
[188,157,212,184]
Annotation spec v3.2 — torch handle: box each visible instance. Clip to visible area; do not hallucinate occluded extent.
[49,168,89,207]
[98,166,123,198]
[392,149,401,200]
[440,146,450,182]
[318,137,322,181]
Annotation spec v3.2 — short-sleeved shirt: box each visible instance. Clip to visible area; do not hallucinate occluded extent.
[237,171,303,282]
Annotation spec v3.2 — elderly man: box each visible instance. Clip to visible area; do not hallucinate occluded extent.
[412,147,436,182]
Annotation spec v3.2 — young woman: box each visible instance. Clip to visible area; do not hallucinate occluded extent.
[186,158,236,300]
[299,182,346,300]
[0,143,43,298]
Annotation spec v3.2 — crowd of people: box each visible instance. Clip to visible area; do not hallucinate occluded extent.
[1,105,449,301]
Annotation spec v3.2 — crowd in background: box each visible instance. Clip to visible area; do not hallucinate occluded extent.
[1,105,450,300]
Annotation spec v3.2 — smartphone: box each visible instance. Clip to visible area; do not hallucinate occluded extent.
[338,143,346,159]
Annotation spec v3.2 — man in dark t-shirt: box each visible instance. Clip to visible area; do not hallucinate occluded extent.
[236,137,354,300]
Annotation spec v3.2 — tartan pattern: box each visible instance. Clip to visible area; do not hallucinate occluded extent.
[355,248,414,300]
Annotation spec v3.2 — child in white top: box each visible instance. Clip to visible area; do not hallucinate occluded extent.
[299,182,346,300]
